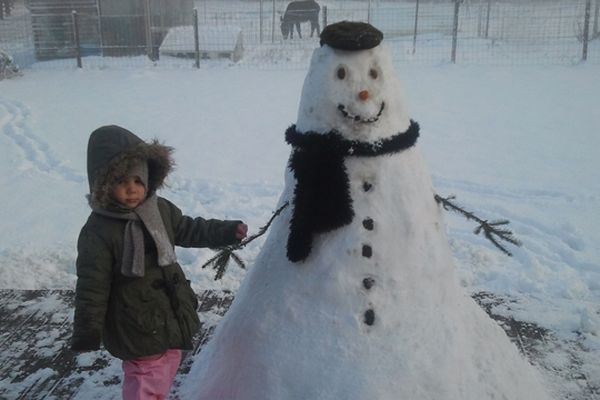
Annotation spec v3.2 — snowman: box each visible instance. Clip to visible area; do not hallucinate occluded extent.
[184,22,552,400]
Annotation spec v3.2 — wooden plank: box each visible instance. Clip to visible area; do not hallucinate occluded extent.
[1,289,595,399]
[0,290,75,399]
[0,289,233,399]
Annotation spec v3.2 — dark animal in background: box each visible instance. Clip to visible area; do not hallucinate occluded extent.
[281,0,320,40]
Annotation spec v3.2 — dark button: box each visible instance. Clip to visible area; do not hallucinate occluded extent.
[364,309,375,326]
[362,244,372,258]
[363,181,372,192]
[363,277,375,290]
[362,218,374,230]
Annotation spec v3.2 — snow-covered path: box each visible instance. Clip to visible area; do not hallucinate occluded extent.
[1,98,84,182]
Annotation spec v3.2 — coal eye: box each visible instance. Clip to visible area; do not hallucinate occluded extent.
[337,66,346,80]
[369,68,378,79]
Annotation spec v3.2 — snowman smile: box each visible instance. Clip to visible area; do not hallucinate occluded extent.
[337,102,385,124]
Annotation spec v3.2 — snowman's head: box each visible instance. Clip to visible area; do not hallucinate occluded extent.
[296,22,411,141]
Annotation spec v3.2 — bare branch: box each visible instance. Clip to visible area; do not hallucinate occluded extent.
[434,194,522,256]
[202,201,290,280]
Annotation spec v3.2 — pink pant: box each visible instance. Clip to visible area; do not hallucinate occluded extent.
[122,349,182,400]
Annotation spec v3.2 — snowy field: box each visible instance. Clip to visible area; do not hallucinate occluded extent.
[0,53,599,398]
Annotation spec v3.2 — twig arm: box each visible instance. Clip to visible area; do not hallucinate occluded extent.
[434,194,522,256]
[202,202,290,280]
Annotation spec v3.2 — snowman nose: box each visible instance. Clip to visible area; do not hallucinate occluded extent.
[358,90,369,101]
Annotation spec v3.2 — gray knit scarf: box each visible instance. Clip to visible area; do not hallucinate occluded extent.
[93,194,177,277]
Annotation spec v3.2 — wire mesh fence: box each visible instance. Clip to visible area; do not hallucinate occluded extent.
[0,1,34,67]
[1,0,599,70]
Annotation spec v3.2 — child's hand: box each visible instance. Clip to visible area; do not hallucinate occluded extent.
[236,223,248,240]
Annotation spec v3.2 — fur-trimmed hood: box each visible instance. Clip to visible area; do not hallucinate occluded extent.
[87,125,174,208]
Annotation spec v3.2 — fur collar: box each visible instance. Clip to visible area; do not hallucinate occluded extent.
[285,120,420,262]
[89,140,174,209]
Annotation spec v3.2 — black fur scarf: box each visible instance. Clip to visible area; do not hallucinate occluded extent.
[285,120,420,262]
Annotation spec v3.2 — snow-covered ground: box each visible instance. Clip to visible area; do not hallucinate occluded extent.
[1,55,599,398]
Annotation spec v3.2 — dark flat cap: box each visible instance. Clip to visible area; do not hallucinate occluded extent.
[320,21,383,51]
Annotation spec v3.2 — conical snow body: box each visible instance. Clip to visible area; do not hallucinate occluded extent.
[183,42,551,400]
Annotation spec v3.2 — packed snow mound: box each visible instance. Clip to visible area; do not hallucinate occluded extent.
[182,23,553,400]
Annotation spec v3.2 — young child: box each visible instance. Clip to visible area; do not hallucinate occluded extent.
[71,125,248,399]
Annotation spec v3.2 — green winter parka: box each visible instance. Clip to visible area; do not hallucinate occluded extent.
[72,125,241,360]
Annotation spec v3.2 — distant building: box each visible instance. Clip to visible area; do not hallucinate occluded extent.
[28,0,193,60]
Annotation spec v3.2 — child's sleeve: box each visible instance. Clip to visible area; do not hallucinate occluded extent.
[71,227,113,352]
[164,199,242,249]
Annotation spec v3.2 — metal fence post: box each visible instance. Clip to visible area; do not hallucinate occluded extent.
[272,0,276,43]
[72,10,82,68]
[259,0,264,44]
[583,0,591,61]
[96,0,104,57]
[594,0,599,37]
[193,8,200,68]
[367,0,372,24]
[323,5,327,29]
[477,1,483,37]
[451,0,461,63]
[485,0,492,39]
[144,0,154,61]
[412,0,420,54]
